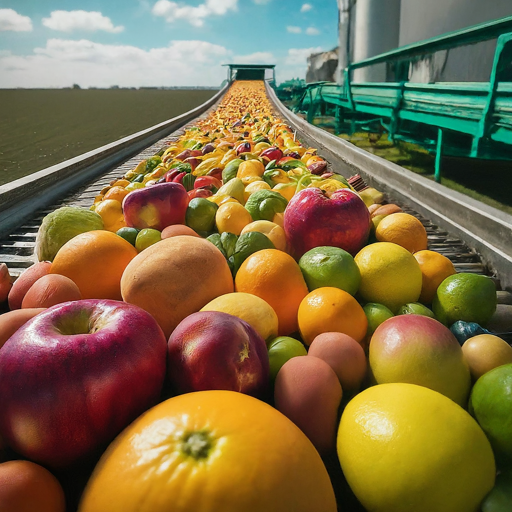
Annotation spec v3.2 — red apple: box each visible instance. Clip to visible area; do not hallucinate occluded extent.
[123,182,189,231]
[0,299,167,468]
[168,311,269,398]
[284,188,371,259]
[260,147,283,162]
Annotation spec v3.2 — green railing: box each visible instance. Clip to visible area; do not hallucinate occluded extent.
[292,16,512,181]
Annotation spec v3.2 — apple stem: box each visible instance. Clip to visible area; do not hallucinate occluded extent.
[181,431,213,460]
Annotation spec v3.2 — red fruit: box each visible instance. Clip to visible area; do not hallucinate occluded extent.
[183,157,201,171]
[172,171,188,185]
[0,299,167,468]
[164,169,182,182]
[260,147,283,162]
[284,188,371,259]
[0,308,45,349]
[0,263,12,303]
[168,311,269,398]
[194,176,222,190]
[207,167,223,182]
[236,142,252,155]
[188,188,213,199]
[21,274,81,309]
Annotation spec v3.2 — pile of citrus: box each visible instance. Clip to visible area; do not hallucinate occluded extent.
[0,80,510,512]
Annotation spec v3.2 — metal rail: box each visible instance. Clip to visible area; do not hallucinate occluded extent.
[266,83,512,292]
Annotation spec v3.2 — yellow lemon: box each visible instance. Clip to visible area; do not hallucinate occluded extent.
[244,181,271,202]
[201,292,278,342]
[94,200,126,232]
[355,242,422,313]
[337,383,495,512]
[216,202,253,235]
[241,220,286,251]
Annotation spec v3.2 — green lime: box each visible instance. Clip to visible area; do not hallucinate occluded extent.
[116,227,140,246]
[228,231,274,275]
[433,273,497,326]
[222,158,243,183]
[398,302,436,318]
[186,198,218,233]
[481,470,512,512]
[245,190,288,221]
[267,336,307,381]
[135,228,161,252]
[363,302,394,338]
[299,246,361,295]
[469,363,512,468]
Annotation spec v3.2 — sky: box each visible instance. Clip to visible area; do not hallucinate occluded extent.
[0,0,339,88]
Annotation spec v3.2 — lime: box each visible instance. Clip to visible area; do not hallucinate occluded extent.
[245,190,288,221]
[186,198,218,233]
[116,227,140,246]
[229,232,275,275]
[267,336,307,381]
[432,273,497,326]
[135,228,161,252]
[299,246,361,295]
[470,363,512,467]
[397,302,436,318]
[338,383,496,512]
[481,470,512,512]
[363,302,394,338]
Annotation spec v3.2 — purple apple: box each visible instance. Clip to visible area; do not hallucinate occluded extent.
[123,182,189,231]
[168,311,269,398]
[0,299,167,468]
[369,314,471,406]
[284,188,371,259]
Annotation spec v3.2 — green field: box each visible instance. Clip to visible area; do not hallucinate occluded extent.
[0,89,217,186]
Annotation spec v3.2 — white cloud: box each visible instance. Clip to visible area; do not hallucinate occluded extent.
[285,47,322,66]
[276,46,323,82]
[287,26,302,34]
[306,27,320,35]
[42,11,124,33]
[300,3,313,12]
[0,8,32,32]
[232,51,275,64]
[0,39,231,88]
[152,0,237,27]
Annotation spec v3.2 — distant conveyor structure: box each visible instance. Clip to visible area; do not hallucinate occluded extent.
[0,79,511,297]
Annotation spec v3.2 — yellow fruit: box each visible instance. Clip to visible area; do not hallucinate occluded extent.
[241,220,287,251]
[94,200,126,232]
[216,202,253,235]
[355,242,422,313]
[237,160,265,186]
[125,182,144,192]
[79,391,337,512]
[273,183,296,201]
[461,334,512,381]
[375,213,428,253]
[244,180,271,202]
[298,287,367,346]
[337,383,495,512]
[208,194,239,206]
[413,250,457,304]
[201,292,278,341]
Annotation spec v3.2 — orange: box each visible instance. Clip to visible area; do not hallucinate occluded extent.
[235,249,308,336]
[78,390,337,512]
[50,230,137,300]
[103,186,130,203]
[375,212,428,253]
[413,250,456,304]
[112,179,130,188]
[298,287,368,345]
[94,199,126,232]
[0,460,65,512]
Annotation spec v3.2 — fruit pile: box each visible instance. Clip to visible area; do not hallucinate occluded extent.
[0,80,511,512]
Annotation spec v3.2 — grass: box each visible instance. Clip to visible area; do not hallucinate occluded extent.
[0,89,217,186]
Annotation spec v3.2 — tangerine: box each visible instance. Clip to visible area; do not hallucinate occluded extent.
[50,230,137,300]
[376,212,428,253]
[414,250,457,304]
[298,287,368,345]
[235,249,309,336]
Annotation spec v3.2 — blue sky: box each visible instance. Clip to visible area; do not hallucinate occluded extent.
[0,0,339,88]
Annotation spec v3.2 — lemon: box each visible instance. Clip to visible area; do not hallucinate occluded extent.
[241,220,286,251]
[244,181,271,202]
[201,292,279,342]
[215,202,253,235]
[355,242,422,313]
[338,383,495,512]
